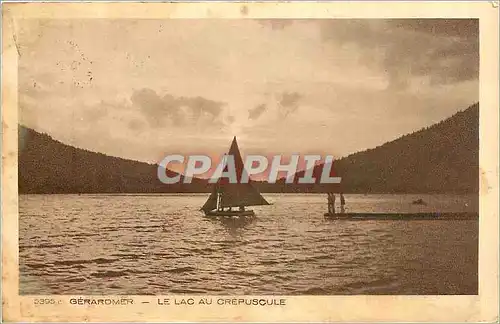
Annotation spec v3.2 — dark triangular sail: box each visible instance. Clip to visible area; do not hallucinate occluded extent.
[201,187,218,213]
[201,137,270,212]
[218,182,270,208]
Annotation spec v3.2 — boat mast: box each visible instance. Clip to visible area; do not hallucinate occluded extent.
[215,153,227,211]
[201,137,270,214]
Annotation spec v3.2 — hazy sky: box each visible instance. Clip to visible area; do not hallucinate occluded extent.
[18,19,479,163]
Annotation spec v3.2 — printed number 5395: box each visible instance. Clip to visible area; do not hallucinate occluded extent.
[34,299,57,305]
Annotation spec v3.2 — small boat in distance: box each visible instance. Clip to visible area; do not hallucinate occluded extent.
[412,198,427,205]
[200,137,270,217]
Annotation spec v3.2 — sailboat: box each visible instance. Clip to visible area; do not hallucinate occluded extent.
[200,137,270,217]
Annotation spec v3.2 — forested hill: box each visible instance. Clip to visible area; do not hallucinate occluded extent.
[322,102,479,193]
[18,102,479,194]
[18,126,210,193]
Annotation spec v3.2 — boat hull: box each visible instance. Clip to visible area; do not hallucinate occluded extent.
[204,210,255,217]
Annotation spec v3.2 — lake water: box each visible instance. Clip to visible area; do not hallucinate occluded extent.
[19,193,478,295]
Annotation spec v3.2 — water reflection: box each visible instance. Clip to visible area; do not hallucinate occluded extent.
[209,215,256,237]
[19,194,478,295]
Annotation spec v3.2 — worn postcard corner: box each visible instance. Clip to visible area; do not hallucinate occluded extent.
[1,1,499,323]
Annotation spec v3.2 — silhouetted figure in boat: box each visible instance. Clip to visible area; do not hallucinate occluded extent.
[327,193,336,214]
[216,192,223,212]
[340,193,346,213]
[239,206,245,212]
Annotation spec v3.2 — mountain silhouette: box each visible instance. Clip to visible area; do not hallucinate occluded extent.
[18,127,210,194]
[280,102,479,193]
[18,102,478,194]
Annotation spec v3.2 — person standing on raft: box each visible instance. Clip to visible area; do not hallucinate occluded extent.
[340,193,346,213]
[327,193,336,214]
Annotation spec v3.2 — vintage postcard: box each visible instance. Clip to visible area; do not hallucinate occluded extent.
[2,1,499,322]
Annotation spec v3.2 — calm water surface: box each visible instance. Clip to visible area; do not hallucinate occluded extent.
[19,194,478,295]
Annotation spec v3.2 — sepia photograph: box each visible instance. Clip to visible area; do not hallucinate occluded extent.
[16,16,481,296]
[2,2,499,323]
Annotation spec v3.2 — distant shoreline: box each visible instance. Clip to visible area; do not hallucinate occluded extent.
[18,103,479,195]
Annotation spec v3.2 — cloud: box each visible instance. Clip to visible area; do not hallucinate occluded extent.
[388,19,478,39]
[127,118,146,133]
[248,92,302,121]
[278,91,301,117]
[16,18,479,162]
[247,92,302,121]
[318,19,479,90]
[81,100,132,123]
[226,115,236,124]
[130,88,227,128]
[248,103,267,120]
